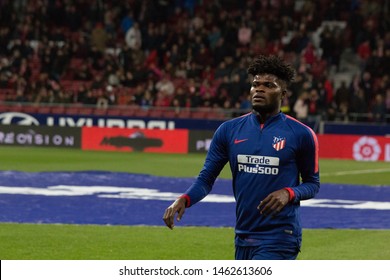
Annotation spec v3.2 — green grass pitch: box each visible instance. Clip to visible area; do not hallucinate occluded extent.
[0,146,389,260]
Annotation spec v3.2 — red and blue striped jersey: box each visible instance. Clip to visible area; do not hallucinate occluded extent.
[183,112,320,241]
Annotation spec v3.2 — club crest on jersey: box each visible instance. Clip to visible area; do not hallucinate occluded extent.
[272,136,286,151]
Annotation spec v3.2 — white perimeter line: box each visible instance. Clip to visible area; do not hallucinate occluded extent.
[321,168,390,177]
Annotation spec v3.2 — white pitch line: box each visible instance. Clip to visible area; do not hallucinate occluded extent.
[321,168,390,177]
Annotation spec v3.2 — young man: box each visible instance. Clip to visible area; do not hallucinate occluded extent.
[163,55,320,260]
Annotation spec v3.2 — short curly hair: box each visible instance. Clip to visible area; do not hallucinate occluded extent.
[247,55,295,85]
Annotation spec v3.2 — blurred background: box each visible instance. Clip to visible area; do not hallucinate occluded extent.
[0,0,389,126]
[0,1,390,261]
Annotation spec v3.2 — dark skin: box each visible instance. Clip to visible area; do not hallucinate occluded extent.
[163,197,186,229]
[251,74,290,217]
[163,74,290,230]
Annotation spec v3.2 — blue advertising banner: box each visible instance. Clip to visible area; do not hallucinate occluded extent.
[0,112,223,130]
[0,171,389,229]
[1,111,388,135]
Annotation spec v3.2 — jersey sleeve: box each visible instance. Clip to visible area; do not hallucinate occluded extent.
[291,127,320,202]
[183,123,229,207]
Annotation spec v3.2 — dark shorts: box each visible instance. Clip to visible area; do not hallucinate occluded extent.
[235,237,301,260]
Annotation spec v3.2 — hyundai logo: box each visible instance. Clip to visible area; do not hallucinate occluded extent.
[0,112,40,125]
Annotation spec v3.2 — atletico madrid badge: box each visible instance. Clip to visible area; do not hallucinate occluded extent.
[272,136,286,151]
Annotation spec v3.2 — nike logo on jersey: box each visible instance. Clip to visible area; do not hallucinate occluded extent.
[234,139,248,144]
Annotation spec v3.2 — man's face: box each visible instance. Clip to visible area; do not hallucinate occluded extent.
[250,74,286,113]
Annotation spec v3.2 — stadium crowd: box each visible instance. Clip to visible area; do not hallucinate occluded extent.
[0,0,389,122]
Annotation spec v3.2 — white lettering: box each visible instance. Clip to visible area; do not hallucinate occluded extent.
[237,154,279,166]
[44,117,176,129]
[64,137,74,146]
[106,119,125,128]
[4,132,14,144]
[52,135,62,145]
[147,120,166,129]
[167,121,175,130]
[16,133,30,144]
[126,120,145,129]
[238,164,279,175]
[196,139,212,151]
[35,134,43,145]
[97,118,106,127]
[59,117,94,127]
[0,131,75,146]
[47,117,54,126]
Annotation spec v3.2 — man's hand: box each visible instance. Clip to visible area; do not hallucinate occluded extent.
[257,189,290,217]
[163,197,186,229]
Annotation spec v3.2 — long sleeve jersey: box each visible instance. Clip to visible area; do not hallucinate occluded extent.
[183,112,320,242]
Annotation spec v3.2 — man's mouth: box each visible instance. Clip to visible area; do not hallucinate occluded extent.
[252,95,265,102]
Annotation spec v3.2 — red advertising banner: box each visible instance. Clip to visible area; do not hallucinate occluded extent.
[318,134,390,162]
[82,127,188,153]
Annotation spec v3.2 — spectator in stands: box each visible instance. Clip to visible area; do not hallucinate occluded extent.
[91,22,108,53]
[96,88,109,109]
[370,93,386,123]
[34,87,50,104]
[0,0,388,124]
[82,89,96,105]
[14,88,28,103]
[73,63,92,81]
[386,88,390,118]
[334,81,350,111]
[359,71,374,104]
[307,88,321,121]
[90,74,105,90]
[125,22,142,50]
[214,61,230,80]
[227,73,244,106]
[350,89,368,122]
[155,72,175,96]
[293,91,309,121]
[120,10,135,34]
[238,21,252,47]
[154,90,171,107]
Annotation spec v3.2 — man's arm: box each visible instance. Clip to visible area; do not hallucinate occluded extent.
[162,124,229,228]
[257,127,320,216]
[182,124,229,206]
[292,127,320,202]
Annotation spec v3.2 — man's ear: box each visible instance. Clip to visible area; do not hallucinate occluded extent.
[281,89,287,100]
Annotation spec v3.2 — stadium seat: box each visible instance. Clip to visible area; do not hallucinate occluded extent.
[51,106,65,114]
[78,107,93,115]
[0,104,8,112]
[94,108,107,116]
[118,107,137,116]
[148,110,164,118]
[176,110,191,119]
[36,106,51,114]
[191,111,207,119]
[133,108,149,117]
[0,89,15,100]
[162,110,177,119]
[21,105,39,114]
[65,107,80,115]
[107,108,121,116]
[206,111,225,120]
